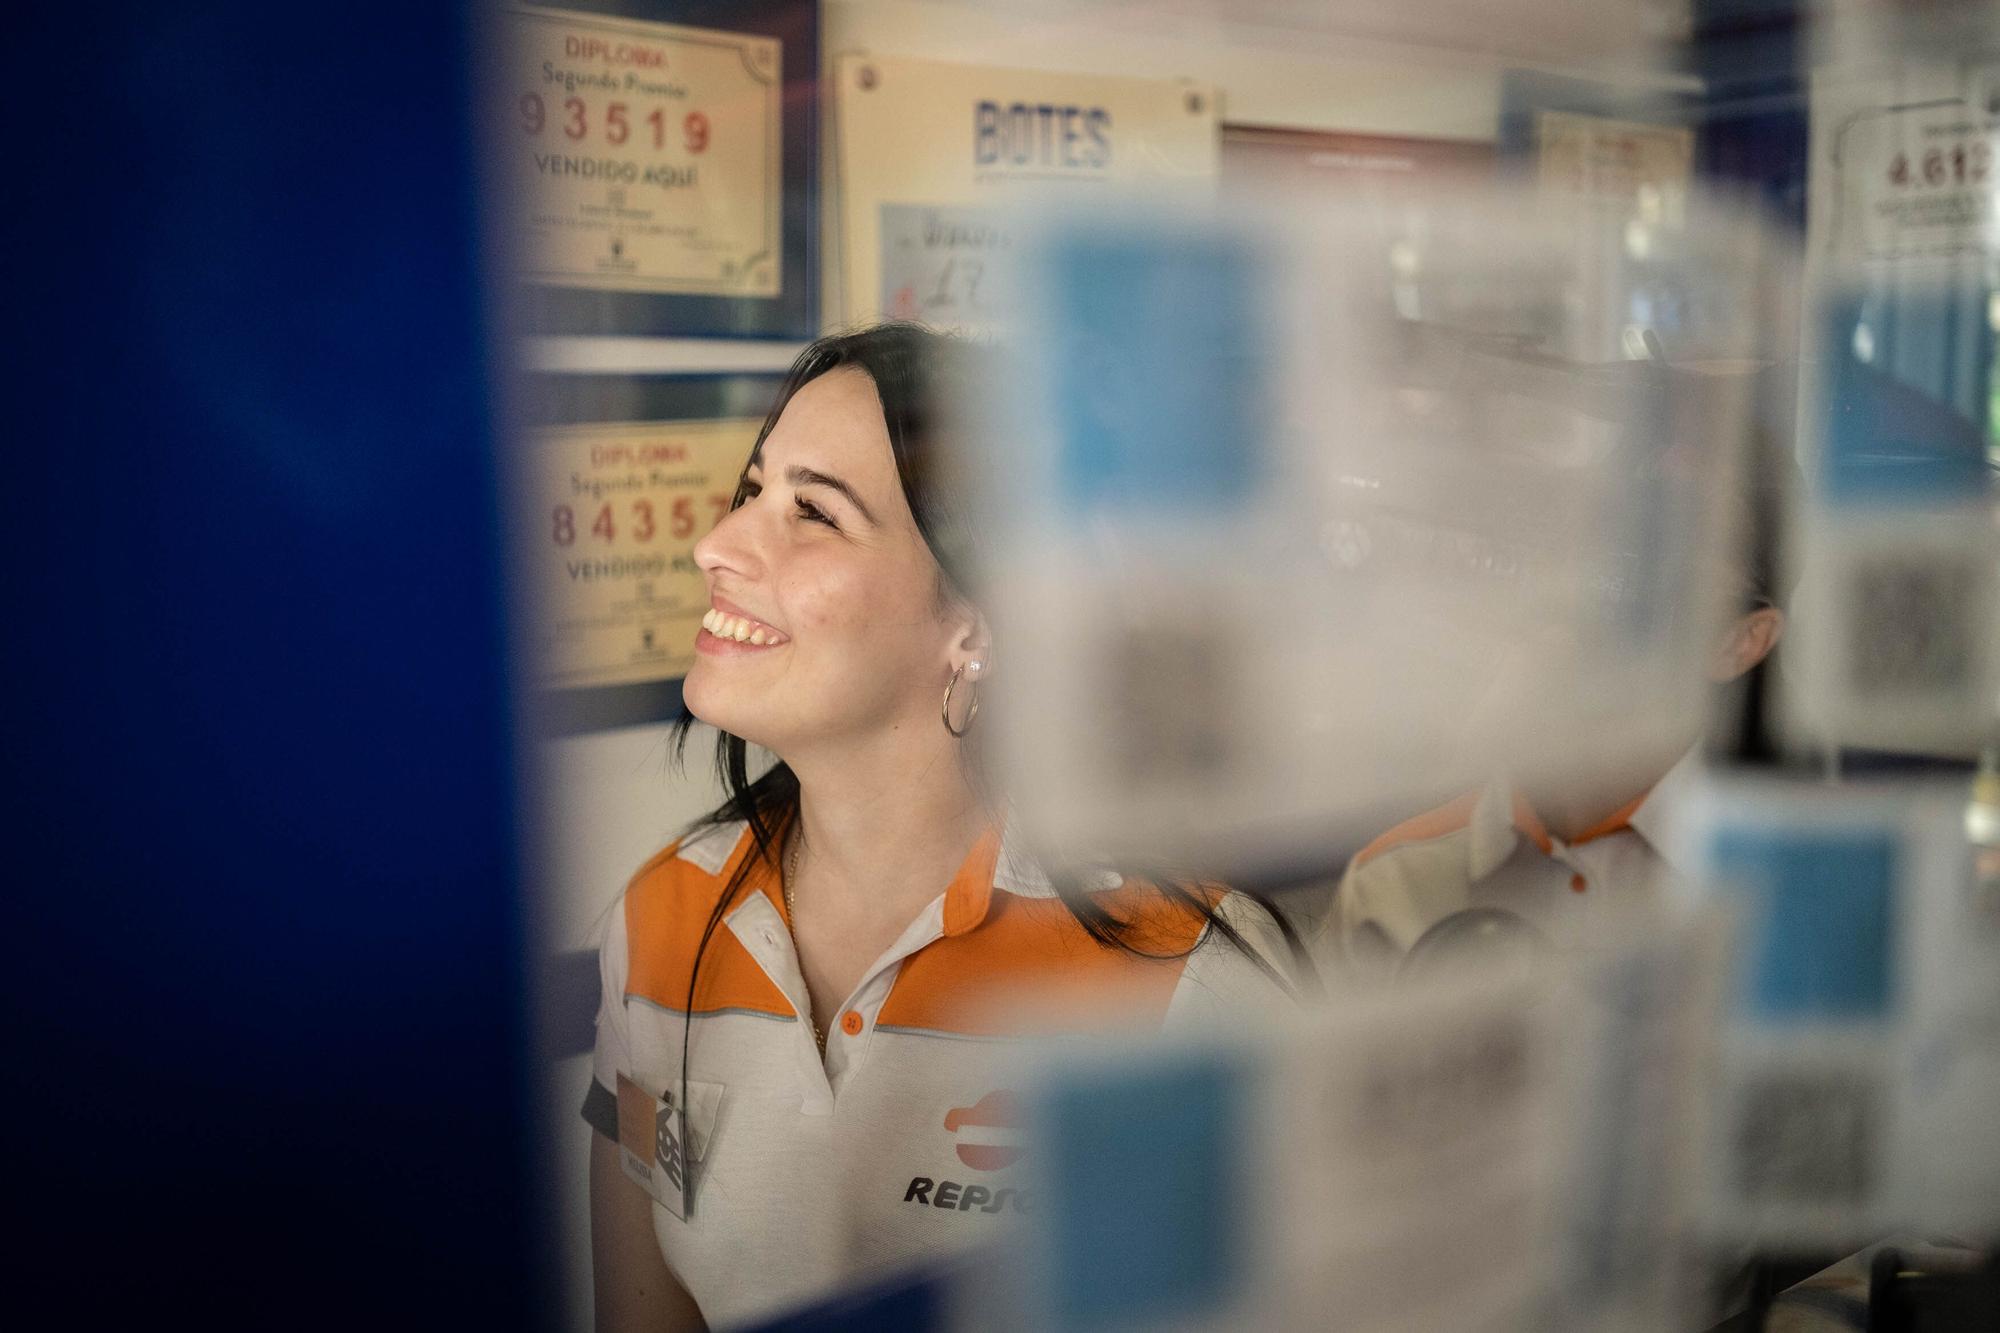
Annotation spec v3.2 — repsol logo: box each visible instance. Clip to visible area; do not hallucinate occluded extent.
[902,1177,1031,1215]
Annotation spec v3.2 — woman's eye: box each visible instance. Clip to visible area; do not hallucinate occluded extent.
[739,480,763,502]
[793,495,836,527]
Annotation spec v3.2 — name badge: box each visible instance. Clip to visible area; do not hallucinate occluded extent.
[616,1070,724,1221]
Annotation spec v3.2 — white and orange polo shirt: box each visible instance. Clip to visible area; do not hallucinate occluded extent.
[1318,752,1702,978]
[584,819,1290,1328]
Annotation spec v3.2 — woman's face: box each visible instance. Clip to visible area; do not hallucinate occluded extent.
[683,366,970,755]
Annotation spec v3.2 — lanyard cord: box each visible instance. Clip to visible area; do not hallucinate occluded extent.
[677,865,746,1219]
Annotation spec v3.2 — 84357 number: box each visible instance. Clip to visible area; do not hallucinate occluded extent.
[552,496,731,547]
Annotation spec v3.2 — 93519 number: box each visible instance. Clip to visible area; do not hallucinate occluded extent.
[519,94,711,154]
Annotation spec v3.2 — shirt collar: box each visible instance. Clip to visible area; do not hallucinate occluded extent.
[719,820,1001,933]
[712,823,782,915]
[1469,746,1702,874]
[709,816,1121,939]
[1626,747,1702,853]
[941,826,1005,937]
[1467,779,1522,879]
[951,823,1127,934]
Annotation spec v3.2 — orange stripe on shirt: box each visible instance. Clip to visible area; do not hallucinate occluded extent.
[622,833,794,1019]
[1570,791,1648,845]
[1348,790,1483,870]
[877,883,1214,1038]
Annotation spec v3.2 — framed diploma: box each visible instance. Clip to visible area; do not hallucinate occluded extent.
[1537,110,1694,213]
[504,1,817,338]
[831,54,1219,333]
[1220,126,1494,221]
[518,374,781,733]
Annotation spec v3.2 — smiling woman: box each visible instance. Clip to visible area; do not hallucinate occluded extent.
[681,359,953,752]
[583,323,1303,1330]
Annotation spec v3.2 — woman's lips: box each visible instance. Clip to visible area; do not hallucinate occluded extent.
[693,625,785,656]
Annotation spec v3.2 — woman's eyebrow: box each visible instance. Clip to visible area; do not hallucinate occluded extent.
[786,465,877,525]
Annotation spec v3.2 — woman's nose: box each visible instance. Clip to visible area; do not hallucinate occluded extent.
[693,499,761,578]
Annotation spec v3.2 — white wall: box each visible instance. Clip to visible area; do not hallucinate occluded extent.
[538,721,725,954]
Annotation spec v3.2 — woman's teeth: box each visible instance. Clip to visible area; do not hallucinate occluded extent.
[702,608,779,645]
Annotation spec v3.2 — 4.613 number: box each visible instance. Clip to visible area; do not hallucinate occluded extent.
[1886,140,1991,188]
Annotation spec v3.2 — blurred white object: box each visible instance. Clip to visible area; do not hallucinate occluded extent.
[1261,973,1563,1332]
[1786,35,1999,757]
[1787,500,1999,756]
[986,967,1564,1331]
[1541,907,1732,1329]
[1324,749,1706,981]
[1668,773,2000,1249]
[962,908,1728,1332]
[969,182,1784,880]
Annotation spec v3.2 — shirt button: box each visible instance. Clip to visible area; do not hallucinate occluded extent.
[840,1010,864,1036]
[1569,873,1587,893]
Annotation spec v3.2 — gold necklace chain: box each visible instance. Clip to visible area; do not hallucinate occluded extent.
[782,830,825,1054]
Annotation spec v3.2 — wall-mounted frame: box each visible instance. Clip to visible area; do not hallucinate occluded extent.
[1219,124,1495,206]
[829,52,1220,332]
[518,373,784,735]
[504,1,818,339]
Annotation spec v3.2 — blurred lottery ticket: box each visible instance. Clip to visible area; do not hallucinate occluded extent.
[1668,773,2000,1250]
[961,912,1730,1332]
[964,182,1781,884]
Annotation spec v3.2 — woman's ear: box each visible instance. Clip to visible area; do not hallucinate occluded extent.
[951,609,993,679]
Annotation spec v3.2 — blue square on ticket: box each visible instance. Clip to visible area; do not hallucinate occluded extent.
[1709,823,1899,1023]
[1037,1050,1246,1327]
[1044,228,1268,516]
[1815,294,1989,508]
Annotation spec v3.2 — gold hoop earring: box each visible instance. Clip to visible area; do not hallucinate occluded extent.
[942,662,980,738]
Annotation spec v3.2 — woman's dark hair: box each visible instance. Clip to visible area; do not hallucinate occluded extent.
[668,322,1310,1002]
